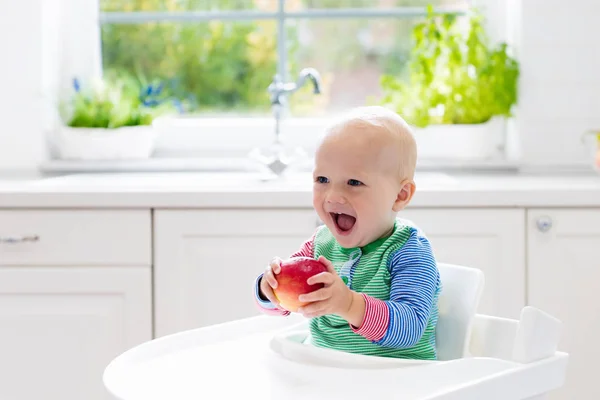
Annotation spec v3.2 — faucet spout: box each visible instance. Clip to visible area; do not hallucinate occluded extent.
[267,67,322,106]
[296,67,322,95]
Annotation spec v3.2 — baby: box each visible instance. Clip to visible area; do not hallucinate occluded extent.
[253,106,441,360]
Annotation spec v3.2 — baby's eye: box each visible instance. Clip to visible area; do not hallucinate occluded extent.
[348,179,363,187]
[315,176,329,184]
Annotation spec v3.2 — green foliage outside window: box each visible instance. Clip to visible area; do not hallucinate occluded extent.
[101,0,278,114]
[99,0,497,120]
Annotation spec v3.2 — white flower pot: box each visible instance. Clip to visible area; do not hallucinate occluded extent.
[55,125,158,160]
[412,117,506,161]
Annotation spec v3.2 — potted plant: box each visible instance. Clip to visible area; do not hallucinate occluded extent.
[378,6,519,160]
[55,72,179,160]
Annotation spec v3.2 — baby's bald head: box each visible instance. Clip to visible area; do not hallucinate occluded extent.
[320,106,417,181]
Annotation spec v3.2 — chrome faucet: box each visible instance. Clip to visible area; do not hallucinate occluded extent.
[267,68,322,139]
[268,68,322,106]
[250,68,322,177]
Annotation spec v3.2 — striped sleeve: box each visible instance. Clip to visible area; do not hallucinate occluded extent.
[253,232,316,315]
[289,231,316,259]
[351,227,439,347]
[351,293,389,340]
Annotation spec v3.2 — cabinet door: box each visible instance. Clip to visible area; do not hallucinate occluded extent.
[528,209,600,400]
[0,266,152,400]
[0,210,151,266]
[154,209,318,337]
[402,209,526,319]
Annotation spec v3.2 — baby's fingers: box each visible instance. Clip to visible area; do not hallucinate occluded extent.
[264,267,278,289]
[264,289,280,305]
[317,256,336,274]
[298,301,328,318]
[298,287,331,303]
[270,257,282,274]
[259,278,279,304]
[307,272,335,286]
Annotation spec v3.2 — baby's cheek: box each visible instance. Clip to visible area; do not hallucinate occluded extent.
[312,192,323,208]
[364,198,382,218]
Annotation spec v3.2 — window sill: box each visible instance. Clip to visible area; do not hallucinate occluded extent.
[151,115,509,161]
[39,156,520,175]
[151,115,331,159]
[42,116,516,174]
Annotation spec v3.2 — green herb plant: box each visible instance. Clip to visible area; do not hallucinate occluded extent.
[60,71,179,129]
[379,6,519,127]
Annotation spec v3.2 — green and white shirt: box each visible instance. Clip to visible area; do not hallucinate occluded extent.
[255,218,441,360]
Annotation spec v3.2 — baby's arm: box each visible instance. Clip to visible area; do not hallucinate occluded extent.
[253,232,317,316]
[351,228,439,348]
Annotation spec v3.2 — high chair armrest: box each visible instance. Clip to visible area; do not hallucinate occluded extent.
[469,314,519,360]
[469,307,562,364]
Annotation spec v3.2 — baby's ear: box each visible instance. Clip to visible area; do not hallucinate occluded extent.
[392,180,415,212]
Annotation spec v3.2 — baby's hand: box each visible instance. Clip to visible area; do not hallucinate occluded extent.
[259,257,282,306]
[297,256,354,319]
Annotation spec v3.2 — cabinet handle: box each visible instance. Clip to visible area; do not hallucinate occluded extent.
[536,216,553,233]
[0,235,40,244]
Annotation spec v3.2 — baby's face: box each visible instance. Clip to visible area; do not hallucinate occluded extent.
[312,125,410,249]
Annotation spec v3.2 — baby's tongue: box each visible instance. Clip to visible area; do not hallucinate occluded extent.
[337,214,356,231]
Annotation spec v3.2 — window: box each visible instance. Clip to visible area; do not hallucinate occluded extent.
[100,0,468,116]
[97,1,493,163]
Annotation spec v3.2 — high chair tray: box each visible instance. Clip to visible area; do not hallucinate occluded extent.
[104,312,568,400]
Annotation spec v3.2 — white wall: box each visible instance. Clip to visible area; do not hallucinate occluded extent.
[0,0,100,172]
[0,0,598,172]
[0,0,47,170]
[515,0,600,169]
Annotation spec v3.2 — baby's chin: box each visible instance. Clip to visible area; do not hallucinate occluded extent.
[330,228,363,249]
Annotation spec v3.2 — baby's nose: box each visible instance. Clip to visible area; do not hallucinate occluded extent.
[326,191,347,204]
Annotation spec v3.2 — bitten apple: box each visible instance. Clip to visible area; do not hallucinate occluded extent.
[273,257,328,312]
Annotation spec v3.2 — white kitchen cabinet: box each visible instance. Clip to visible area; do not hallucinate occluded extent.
[0,210,152,266]
[0,266,152,400]
[154,209,318,337]
[154,208,527,336]
[527,209,600,400]
[402,208,526,319]
[0,209,153,400]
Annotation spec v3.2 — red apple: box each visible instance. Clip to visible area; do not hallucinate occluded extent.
[273,257,328,312]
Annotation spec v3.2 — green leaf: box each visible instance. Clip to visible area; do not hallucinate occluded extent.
[377,6,519,127]
[61,71,178,129]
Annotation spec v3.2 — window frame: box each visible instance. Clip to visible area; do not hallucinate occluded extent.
[99,3,469,82]
[81,1,515,167]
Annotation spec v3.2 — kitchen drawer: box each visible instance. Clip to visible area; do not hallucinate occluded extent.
[0,210,151,265]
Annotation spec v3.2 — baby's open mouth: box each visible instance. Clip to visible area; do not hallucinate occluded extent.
[330,212,357,233]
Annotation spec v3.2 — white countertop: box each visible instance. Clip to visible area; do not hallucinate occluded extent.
[0,171,599,208]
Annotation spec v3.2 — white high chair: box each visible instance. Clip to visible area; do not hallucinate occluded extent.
[103,263,568,400]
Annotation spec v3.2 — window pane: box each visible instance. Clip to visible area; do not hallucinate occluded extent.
[287,0,468,10]
[101,21,277,114]
[286,17,424,116]
[100,0,262,12]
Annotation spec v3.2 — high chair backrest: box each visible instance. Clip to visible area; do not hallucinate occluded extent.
[436,263,485,361]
